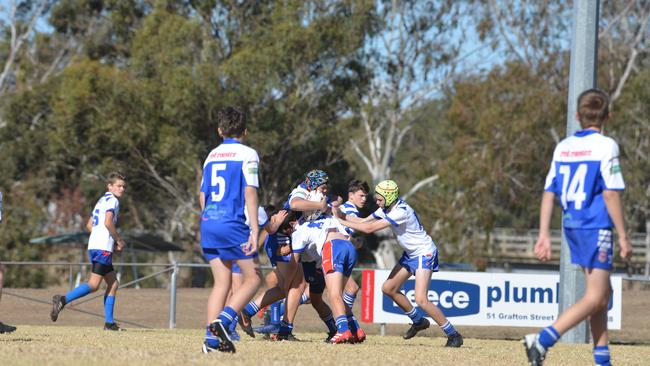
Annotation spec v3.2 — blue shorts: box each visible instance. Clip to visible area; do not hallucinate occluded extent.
[88,250,114,276]
[565,228,613,270]
[88,249,113,266]
[265,235,291,267]
[321,239,357,277]
[399,250,439,275]
[202,244,258,264]
[302,261,325,294]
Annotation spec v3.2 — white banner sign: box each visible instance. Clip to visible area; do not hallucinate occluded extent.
[361,270,622,329]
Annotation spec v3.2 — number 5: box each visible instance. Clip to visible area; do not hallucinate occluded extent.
[211,163,227,202]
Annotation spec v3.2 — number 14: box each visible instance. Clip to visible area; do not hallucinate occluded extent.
[559,164,587,210]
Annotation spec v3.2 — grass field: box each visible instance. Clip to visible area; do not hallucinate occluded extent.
[2,285,650,365]
[2,326,650,366]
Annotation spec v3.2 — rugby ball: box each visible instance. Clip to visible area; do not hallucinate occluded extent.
[303,190,325,221]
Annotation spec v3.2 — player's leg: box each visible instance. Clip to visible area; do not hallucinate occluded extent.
[0,260,16,334]
[304,261,337,340]
[227,266,243,340]
[323,240,355,344]
[248,268,284,335]
[339,240,364,342]
[102,270,124,331]
[590,301,610,366]
[324,270,351,343]
[51,250,107,322]
[274,262,306,340]
[524,229,613,364]
[381,261,430,339]
[414,267,462,347]
[205,257,233,352]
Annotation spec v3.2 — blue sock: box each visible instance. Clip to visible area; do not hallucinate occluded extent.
[280,300,285,318]
[440,321,457,336]
[243,301,260,318]
[229,314,239,332]
[538,326,561,350]
[406,307,424,324]
[594,345,610,366]
[343,292,356,308]
[270,301,281,325]
[300,293,310,304]
[322,313,337,334]
[104,295,116,324]
[335,315,349,333]
[205,326,219,347]
[347,314,359,333]
[218,306,238,329]
[279,320,293,335]
[65,283,91,303]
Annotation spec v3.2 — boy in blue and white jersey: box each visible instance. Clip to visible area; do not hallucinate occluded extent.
[336,179,370,341]
[50,172,127,331]
[200,107,261,354]
[291,214,361,344]
[0,191,17,334]
[523,89,632,366]
[286,170,344,341]
[335,180,463,347]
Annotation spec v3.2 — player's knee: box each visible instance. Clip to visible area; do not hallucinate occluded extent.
[414,294,429,308]
[381,281,398,296]
[88,282,100,292]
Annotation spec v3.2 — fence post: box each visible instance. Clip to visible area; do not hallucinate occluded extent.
[169,261,179,329]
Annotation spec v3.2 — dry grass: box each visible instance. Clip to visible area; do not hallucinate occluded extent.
[1,326,649,366]
[2,283,650,365]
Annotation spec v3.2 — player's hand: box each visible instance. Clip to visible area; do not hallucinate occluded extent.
[331,205,344,219]
[243,235,259,256]
[318,197,328,211]
[115,239,126,252]
[619,236,633,260]
[534,235,552,262]
[270,210,288,232]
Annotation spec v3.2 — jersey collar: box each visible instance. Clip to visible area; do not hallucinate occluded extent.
[574,129,599,137]
[222,138,241,144]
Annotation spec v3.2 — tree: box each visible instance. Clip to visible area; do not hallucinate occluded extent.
[347,0,466,268]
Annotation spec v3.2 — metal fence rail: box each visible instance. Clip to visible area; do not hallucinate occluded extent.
[1,261,375,329]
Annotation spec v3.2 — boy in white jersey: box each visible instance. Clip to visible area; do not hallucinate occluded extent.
[335,180,463,347]
[200,107,262,354]
[291,214,360,343]
[523,89,632,366]
[0,191,17,334]
[50,172,127,331]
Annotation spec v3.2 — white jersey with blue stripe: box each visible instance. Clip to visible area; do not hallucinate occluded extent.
[372,199,436,256]
[291,215,349,262]
[88,192,120,252]
[200,138,260,248]
[245,206,269,229]
[544,130,624,229]
[340,201,360,235]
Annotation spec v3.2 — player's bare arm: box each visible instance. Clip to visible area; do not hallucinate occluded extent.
[534,191,555,262]
[603,189,632,260]
[338,217,390,234]
[244,186,260,255]
[290,197,327,213]
[199,191,206,212]
[104,211,125,252]
[86,217,93,232]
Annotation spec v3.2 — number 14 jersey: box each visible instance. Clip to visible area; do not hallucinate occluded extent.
[544,129,624,229]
